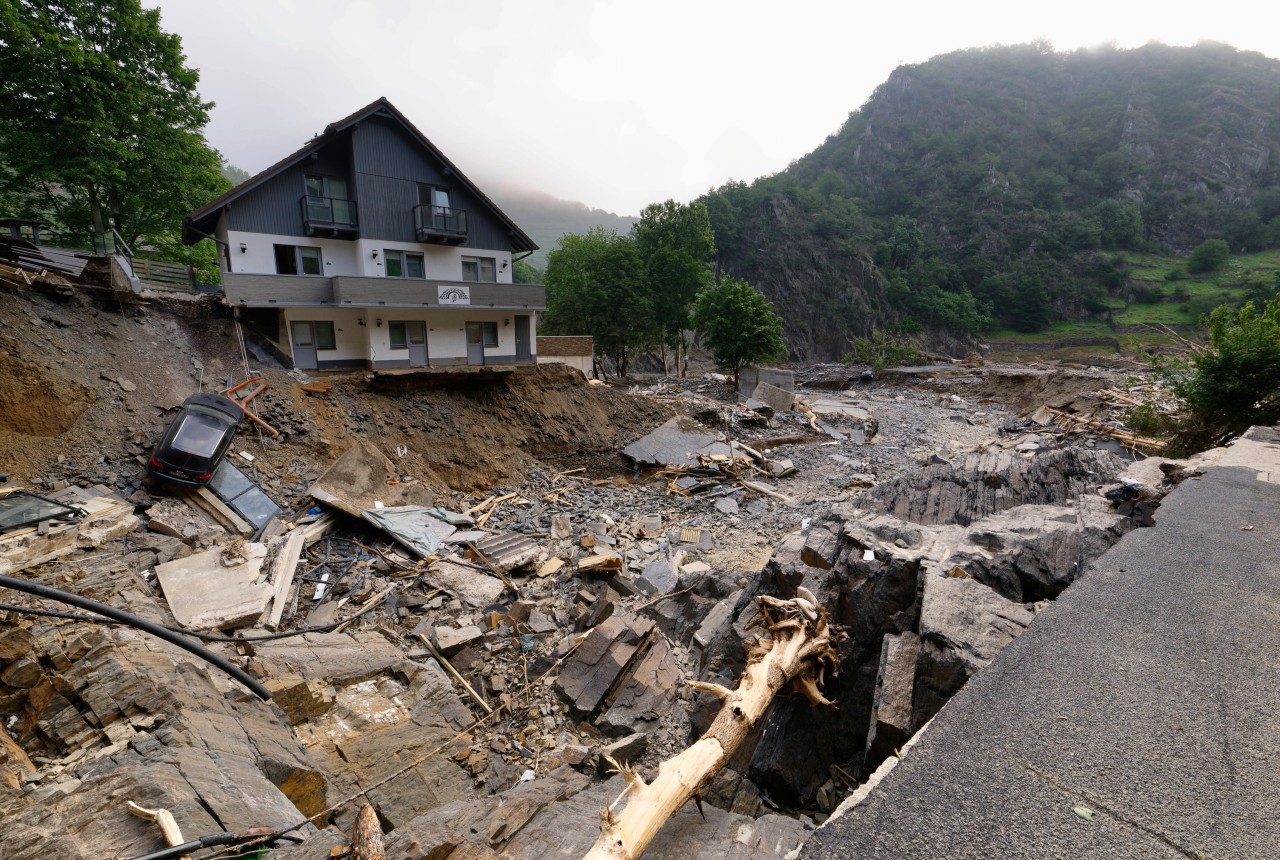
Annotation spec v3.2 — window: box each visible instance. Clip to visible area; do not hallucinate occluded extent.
[462,256,496,283]
[304,175,354,226]
[274,244,324,276]
[482,321,498,347]
[274,244,297,275]
[314,321,336,350]
[299,247,323,276]
[388,320,407,350]
[384,250,425,278]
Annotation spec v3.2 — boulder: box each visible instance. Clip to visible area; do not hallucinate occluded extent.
[912,573,1034,727]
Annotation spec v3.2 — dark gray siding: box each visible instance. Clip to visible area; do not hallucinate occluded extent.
[351,117,518,250]
[226,137,353,237]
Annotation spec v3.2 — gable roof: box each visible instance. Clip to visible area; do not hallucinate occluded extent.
[182,97,537,253]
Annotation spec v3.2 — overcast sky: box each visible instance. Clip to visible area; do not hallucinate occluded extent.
[152,0,1279,216]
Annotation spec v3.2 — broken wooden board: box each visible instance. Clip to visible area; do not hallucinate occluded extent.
[153,543,272,629]
[267,532,307,629]
[181,487,253,537]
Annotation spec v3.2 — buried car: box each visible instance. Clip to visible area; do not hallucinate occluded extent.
[148,393,244,486]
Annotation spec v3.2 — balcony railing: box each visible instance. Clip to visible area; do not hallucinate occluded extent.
[413,204,468,244]
[301,195,359,239]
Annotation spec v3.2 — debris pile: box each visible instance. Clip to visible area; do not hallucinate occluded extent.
[1,283,1193,860]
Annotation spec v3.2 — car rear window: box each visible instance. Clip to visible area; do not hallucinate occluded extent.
[172,412,229,457]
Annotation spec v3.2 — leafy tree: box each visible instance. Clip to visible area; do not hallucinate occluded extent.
[692,276,787,388]
[1167,295,1280,447]
[221,161,251,185]
[0,0,227,246]
[512,258,543,285]
[542,227,653,377]
[847,329,923,370]
[1187,238,1230,274]
[632,200,715,371]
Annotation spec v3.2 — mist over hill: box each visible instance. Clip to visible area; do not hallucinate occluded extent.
[486,185,638,270]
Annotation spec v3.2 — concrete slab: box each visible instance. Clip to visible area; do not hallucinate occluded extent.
[154,543,272,629]
[308,440,436,518]
[621,417,733,468]
[423,559,505,608]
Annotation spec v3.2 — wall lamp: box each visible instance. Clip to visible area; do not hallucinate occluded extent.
[371,249,379,259]
[357,317,366,327]
[238,242,247,253]
[504,317,510,327]
[375,317,383,327]
[501,260,509,270]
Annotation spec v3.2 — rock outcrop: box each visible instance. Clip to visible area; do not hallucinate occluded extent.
[694,448,1146,808]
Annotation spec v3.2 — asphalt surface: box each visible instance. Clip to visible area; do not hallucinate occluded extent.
[801,428,1280,859]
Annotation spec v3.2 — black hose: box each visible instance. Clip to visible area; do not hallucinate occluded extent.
[0,574,271,701]
[125,832,240,860]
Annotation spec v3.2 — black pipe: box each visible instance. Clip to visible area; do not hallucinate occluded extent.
[125,832,240,860]
[0,574,271,701]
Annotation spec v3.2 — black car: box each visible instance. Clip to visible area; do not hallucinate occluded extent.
[148,393,244,486]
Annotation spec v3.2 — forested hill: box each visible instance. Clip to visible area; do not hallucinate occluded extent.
[701,41,1280,359]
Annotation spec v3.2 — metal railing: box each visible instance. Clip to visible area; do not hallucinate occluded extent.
[412,203,468,239]
[300,195,359,230]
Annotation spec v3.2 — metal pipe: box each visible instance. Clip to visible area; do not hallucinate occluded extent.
[0,574,271,701]
[124,832,240,860]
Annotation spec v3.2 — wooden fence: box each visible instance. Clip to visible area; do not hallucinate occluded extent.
[129,258,195,290]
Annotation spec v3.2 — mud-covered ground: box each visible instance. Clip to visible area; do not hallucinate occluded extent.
[0,284,1145,857]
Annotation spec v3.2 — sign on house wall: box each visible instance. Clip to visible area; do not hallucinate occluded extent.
[438,286,472,306]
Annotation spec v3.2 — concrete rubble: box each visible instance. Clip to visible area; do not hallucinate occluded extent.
[1,324,1190,859]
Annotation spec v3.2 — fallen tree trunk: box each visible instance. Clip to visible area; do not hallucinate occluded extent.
[582,593,840,860]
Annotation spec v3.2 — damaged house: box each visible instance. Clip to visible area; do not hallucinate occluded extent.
[182,97,543,371]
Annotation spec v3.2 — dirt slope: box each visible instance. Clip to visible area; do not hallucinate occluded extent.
[0,287,672,506]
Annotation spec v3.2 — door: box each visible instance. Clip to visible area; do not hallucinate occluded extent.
[406,321,428,367]
[514,315,531,362]
[465,322,485,365]
[291,321,318,370]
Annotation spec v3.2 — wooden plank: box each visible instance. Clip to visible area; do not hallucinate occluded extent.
[578,553,622,572]
[187,487,254,536]
[266,530,308,629]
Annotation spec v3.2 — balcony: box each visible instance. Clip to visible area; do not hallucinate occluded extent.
[413,204,468,245]
[301,195,359,239]
[223,272,335,306]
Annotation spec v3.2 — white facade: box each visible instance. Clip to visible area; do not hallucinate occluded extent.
[218,218,514,283]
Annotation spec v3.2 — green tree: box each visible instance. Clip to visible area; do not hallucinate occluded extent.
[512,258,543,285]
[632,199,715,373]
[1187,238,1230,274]
[542,227,654,377]
[0,0,227,246]
[692,276,787,388]
[1168,295,1280,447]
